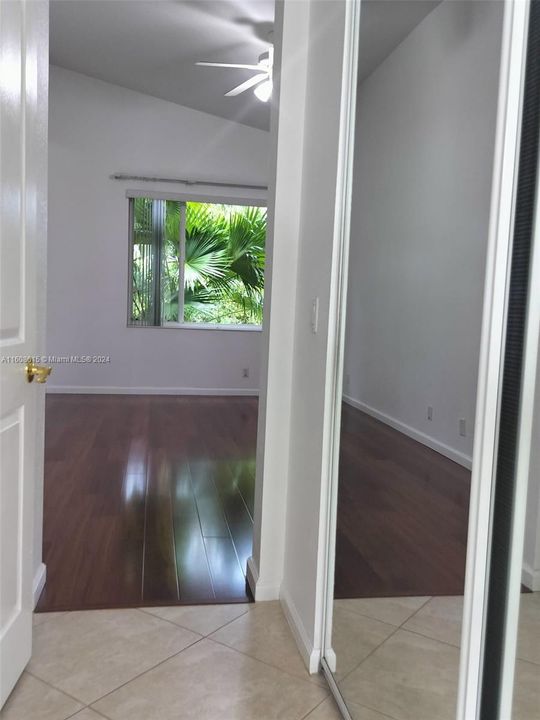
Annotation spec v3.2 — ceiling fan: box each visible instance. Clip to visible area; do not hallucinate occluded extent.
[196,46,273,103]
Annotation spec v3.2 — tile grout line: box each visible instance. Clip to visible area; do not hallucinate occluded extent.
[299,694,398,720]
[191,601,328,688]
[204,634,329,690]
[329,598,456,720]
[354,703,397,720]
[64,705,110,720]
[395,596,433,627]
[132,606,204,636]
[27,634,206,711]
[25,670,90,707]
[300,695,330,719]
[30,605,266,715]
[86,635,208,709]
[64,709,87,720]
[333,597,432,626]
[135,604,251,636]
[88,625,327,713]
[29,597,486,720]
[343,698,401,720]
[400,626,461,650]
[335,623,403,687]
[333,597,433,686]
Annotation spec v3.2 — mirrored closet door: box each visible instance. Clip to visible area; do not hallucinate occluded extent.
[321,0,539,718]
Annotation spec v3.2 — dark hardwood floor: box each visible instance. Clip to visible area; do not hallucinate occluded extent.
[334,403,471,599]
[36,394,257,612]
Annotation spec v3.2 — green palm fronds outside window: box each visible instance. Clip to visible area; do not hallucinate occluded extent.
[130,198,266,326]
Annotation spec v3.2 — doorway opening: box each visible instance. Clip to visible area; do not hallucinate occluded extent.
[36,0,275,612]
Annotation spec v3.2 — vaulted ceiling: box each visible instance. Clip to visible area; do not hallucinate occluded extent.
[50,0,439,131]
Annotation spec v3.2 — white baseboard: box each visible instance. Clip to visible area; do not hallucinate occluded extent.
[342,395,472,470]
[33,563,46,608]
[522,562,540,591]
[246,557,280,601]
[280,586,321,674]
[325,647,337,673]
[246,557,259,599]
[46,386,259,397]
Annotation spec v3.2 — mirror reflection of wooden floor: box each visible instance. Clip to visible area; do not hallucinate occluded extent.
[335,403,471,599]
[36,395,257,612]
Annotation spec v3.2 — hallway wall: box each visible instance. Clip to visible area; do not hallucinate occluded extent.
[260,0,352,672]
[47,66,269,394]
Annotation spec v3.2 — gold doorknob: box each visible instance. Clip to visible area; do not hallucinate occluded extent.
[26,358,52,384]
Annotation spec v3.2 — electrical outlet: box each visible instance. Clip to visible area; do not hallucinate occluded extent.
[242,368,249,378]
[459,418,466,437]
[427,406,433,421]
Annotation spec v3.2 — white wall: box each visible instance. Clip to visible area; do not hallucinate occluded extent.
[249,0,353,670]
[249,0,310,602]
[47,66,269,394]
[343,0,504,466]
[279,0,351,671]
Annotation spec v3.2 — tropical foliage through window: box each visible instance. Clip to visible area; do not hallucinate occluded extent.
[129,198,266,326]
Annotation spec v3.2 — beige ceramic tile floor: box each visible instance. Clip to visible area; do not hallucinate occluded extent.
[333,593,540,720]
[3,595,539,720]
[3,602,334,720]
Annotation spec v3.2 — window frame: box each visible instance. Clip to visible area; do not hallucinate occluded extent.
[126,190,267,331]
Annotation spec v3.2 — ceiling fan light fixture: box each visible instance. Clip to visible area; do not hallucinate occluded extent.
[257,50,271,69]
[197,43,273,102]
[254,79,272,102]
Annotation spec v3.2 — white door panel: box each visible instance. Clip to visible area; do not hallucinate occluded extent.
[0,0,48,707]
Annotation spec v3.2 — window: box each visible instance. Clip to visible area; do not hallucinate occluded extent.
[128,197,266,328]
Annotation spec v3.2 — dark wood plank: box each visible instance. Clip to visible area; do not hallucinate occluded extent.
[37,394,256,612]
[228,459,256,520]
[204,537,247,601]
[142,449,179,603]
[170,460,215,602]
[37,397,150,610]
[334,403,470,599]
[189,460,230,538]
[213,462,254,575]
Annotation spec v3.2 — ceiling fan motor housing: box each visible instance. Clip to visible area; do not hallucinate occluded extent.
[258,49,271,68]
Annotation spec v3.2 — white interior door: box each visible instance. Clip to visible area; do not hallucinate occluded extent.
[0,0,48,707]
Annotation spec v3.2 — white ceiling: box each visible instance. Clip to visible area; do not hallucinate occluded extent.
[49,0,439,132]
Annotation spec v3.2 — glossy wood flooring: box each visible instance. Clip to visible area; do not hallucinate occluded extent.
[37,395,257,612]
[334,403,471,599]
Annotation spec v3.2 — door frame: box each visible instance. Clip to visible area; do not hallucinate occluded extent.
[456,1,530,717]
[316,1,532,719]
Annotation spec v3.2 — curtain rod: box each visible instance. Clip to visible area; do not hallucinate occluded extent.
[110,173,268,192]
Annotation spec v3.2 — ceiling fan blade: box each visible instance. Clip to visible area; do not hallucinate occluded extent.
[225,73,268,97]
[196,62,262,71]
